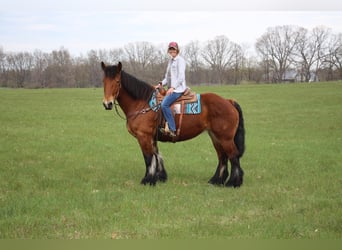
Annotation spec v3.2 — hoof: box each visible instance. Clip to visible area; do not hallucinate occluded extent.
[225,168,244,188]
[225,178,243,188]
[156,171,168,183]
[140,175,157,186]
[208,177,225,186]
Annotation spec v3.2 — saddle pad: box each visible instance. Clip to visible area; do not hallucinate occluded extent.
[149,92,201,114]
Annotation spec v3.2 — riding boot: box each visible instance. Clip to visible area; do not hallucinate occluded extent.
[159,122,169,134]
[159,122,176,137]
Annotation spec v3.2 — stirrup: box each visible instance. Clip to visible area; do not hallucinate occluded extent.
[159,127,166,134]
[159,122,170,134]
[159,123,176,137]
[168,131,177,137]
[159,128,176,137]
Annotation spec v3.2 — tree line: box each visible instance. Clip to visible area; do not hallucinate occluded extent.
[0,25,341,88]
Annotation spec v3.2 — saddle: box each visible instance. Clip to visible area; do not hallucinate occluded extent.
[152,87,201,139]
[156,87,198,105]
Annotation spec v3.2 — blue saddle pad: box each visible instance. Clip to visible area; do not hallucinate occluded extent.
[149,92,201,114]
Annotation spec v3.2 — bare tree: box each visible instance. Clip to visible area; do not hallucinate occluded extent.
[0,47,8,86]
[1,26,342,88]
[256,25,301,82]
[73,56,90,87]
[6,51,33,87]
[150,45,168,81]
[231,43,244,84]
[87,50,103,87]
[108,48,124,64]
[124,42,156,74]
[324,32,342,80]
[184,40,203,84]
[311,26,332,81]
[201,35,236,84]
[31,50,48,88]
[294,27,314,82]
[287,26,332,82]
[45,47,74,87]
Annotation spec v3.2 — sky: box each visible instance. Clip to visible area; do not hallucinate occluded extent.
[0,0,342,56]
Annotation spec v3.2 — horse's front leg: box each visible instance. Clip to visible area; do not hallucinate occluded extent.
[138,137,167,185]
[141,153,158,185]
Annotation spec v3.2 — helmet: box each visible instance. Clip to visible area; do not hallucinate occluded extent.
[168,41,179,51]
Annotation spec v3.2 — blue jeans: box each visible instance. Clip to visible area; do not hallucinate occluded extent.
[161,92,182,132]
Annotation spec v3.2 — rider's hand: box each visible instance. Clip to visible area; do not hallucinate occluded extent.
[154,82,162,89]
[166,87,174,95]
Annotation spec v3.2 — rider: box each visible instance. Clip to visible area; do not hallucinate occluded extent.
[156,41,187,137]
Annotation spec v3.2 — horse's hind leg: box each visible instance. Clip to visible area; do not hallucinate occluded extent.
[208,135,229,185]
[226,157,244,188]
[208,154,229,185]
[217,138,244,187]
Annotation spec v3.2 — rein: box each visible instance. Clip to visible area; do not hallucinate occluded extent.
[112,81,158,121]
[125,89,160,120]
[113,99,126,120]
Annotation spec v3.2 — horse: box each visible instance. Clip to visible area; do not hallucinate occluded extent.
[101,61,245,187]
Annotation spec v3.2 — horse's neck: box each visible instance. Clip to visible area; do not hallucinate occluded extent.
[117,87,145,117]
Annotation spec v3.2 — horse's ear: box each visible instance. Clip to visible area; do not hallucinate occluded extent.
[117,62,122,72]
[101,61,106,71]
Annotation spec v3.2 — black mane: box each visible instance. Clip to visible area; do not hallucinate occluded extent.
[121,71,154,101]
[104,65,154,101]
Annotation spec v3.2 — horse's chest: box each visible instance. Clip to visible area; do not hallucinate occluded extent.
[126,123,137,137]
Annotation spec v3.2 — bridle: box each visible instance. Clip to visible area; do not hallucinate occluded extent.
[112,76,126,120]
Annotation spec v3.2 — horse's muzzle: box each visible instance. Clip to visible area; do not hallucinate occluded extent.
[103,101,113,110]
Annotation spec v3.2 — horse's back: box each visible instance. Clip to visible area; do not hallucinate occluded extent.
[200,92,238,117]
[199,92,239,135]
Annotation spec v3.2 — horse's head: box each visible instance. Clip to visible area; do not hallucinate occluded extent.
[101,61,122,110]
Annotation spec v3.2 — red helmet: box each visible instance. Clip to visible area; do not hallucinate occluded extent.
[168,41,179,51]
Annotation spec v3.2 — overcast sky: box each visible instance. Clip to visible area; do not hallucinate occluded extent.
[1,0,341,55]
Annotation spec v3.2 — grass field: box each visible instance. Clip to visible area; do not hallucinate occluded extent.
[0,82,341,239]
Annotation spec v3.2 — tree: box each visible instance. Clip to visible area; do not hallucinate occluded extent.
[6,52,33,87]
[124,42,156,73]
[256,25,301,82]
[86,50,103,87]
[324,32,342,80]
[123,41,160,83]
[294,27,314,82]
[230,43,243,84]
[108,48,124,64]
[0,26,341,88]
[45,47,74,87]
[0,47,8,86]
[311,26,332,81]
[201,35,236,84]
[183,40,203,84]
[31,50,48,88]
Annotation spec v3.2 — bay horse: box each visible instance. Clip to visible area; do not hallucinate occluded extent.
[101,62,245,187]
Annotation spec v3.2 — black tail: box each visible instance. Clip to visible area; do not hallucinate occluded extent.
[233,101,245,158]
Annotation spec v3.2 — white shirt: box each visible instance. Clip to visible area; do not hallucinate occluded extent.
[161,55,187,93]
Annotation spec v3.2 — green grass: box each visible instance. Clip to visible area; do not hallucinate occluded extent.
[0,82,341,239]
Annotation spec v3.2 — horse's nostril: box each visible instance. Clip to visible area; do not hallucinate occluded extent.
[103,101,113,110]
